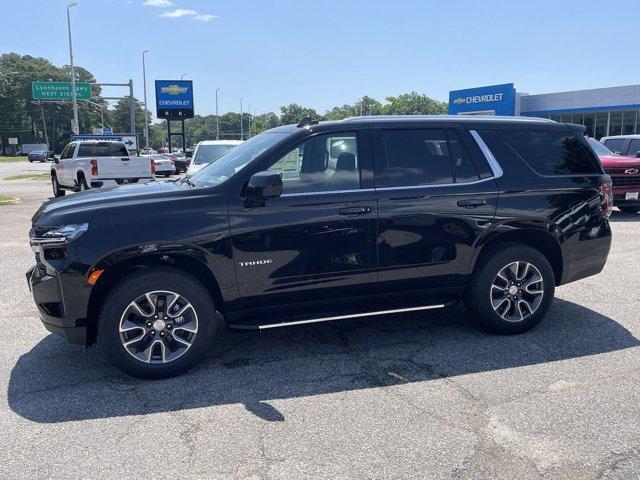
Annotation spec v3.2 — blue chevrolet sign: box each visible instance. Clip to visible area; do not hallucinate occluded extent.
[448,83,516,116]
[155,80,194,119]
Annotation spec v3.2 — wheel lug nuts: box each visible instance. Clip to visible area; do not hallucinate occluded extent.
[160,331,165,336]
[154,315,158,319]
[150,331,156,335]
[166,324,172,329]
[146,322,152,327]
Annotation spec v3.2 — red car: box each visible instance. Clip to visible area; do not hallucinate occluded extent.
[588,138,640,213]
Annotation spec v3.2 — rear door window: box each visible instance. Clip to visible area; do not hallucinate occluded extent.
[377,129,482,187]
[60,143,75,159]
[380,129,453,187]
[602,138,627,154]
[497,129,599,175]
[627,139,640,157]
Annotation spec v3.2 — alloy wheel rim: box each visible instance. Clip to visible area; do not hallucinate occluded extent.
[119,290,198,364]
[490,261,544,322]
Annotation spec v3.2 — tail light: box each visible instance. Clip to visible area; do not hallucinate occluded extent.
[150,159,155,174]
[90,159,98,176]
[599,174,613,217]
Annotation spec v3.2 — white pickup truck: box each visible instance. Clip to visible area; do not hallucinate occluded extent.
[51,140,154,197]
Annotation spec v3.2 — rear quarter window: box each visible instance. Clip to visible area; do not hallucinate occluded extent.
[485,129,599,175]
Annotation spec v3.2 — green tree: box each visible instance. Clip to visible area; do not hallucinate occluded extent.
[381,91,447,115]
[280,103,321,125]
[0,53,104,153]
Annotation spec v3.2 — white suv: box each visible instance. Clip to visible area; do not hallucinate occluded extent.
[186,140,243,175]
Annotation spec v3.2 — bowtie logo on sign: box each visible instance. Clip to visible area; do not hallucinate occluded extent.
[160,85,188,95]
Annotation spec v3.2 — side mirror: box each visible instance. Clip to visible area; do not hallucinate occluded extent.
[635,152,640,158]
[245,171,282,207]
[54,156,60,164]
[185,151,193,158]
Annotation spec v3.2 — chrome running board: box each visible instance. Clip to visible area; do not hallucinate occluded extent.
[257,303,447,330]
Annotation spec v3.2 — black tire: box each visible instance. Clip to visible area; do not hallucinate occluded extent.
[619,206,640,214]
[51,174,65,197]
[97,267,217,379]
[77,174,90,191]
[464,243,555,334]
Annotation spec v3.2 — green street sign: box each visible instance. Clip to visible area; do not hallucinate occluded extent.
[32,81,92,101]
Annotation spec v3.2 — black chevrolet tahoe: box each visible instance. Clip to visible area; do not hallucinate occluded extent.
[27,116,613,378]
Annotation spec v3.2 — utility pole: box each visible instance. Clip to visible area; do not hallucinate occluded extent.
[66,2,79,135]
[240,97,244,140]
[215,88,220,140]
[128,79,135,135]
[142,50,150,149]
[40,107,49,145]
[247,103,252,138]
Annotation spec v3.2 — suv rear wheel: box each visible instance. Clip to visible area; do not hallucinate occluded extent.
[464,243,555,334]
[97,267,217,378]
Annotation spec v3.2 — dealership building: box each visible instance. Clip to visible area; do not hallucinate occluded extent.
[448,83,640,139]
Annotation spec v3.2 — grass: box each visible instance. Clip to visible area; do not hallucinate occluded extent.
[0,195,21,205]
[3,172,50,181]
[0,156,27,163]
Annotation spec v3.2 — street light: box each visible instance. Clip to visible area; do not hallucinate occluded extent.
[142,49,150,150]
[66,2,79,135]
[180,74,188,80]
[240,97,244,140]
[215,88,220,140]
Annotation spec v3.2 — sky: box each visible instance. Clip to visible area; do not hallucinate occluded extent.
[3,0,640,120]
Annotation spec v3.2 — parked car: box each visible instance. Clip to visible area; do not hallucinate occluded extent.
[168,153,190,173]
[186,140,243,175]
[587,138,640,213]
[27,116,613,378]
[51,140,154,197]
[146,154,176,177]
[27,150,53,162]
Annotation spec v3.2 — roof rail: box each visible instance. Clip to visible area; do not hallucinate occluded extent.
[297,116,320,128]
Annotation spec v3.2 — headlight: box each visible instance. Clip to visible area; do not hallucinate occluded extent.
[31,223,89,246]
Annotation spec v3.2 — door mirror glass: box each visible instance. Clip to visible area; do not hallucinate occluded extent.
[245,171,282,206]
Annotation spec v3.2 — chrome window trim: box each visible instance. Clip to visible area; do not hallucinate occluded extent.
[469,130,504,178]
[375,176,496,192]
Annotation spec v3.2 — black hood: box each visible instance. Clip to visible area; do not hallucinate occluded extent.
[32,181,187,227]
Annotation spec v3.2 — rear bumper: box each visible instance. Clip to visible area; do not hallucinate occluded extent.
[26,265,89,345]
[90,177,154,188]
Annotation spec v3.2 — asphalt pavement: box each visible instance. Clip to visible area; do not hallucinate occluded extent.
[0,161,638,479]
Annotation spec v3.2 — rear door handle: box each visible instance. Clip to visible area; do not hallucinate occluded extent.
[457,199,486,208]
[339,206,372,216]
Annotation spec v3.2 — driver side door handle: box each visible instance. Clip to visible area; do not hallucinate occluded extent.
[339,206,372,216]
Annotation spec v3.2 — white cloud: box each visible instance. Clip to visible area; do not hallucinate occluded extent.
[160,8,197,17]
[158,8,218,22]
[194,13,217,22]
[143,0,172,6]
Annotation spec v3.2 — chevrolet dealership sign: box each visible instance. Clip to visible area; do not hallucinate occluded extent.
[448,83,516,115]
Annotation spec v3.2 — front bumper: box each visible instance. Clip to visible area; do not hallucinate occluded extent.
[27,262,89,345]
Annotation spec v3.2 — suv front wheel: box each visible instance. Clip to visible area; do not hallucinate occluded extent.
[464,243,555,334]
[98,267,217,378]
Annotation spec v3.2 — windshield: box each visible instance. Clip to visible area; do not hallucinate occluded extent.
[588,138,615,156]
[193,144,237,165]
[189,132,289,187]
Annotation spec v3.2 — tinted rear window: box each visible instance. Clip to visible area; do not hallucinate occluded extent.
[496,129,599,175]
[381,129,454,186]
[77,142,128,157]
[602,138,626,154]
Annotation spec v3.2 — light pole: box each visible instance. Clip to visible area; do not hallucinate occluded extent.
[142,49,150,150]
[247,103,252,138]
[240,97,244,140]
[67,2,79,135]
[180,74,188,80]
[215,88,220,140]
